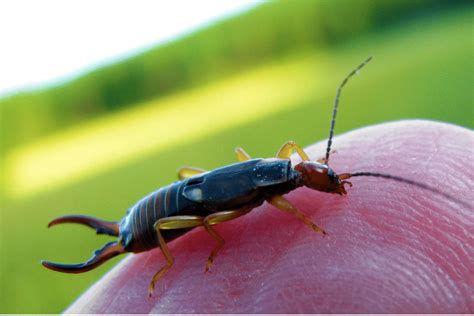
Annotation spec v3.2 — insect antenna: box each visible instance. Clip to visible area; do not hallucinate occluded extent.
[325,56,373,165]
[346,172,470,209]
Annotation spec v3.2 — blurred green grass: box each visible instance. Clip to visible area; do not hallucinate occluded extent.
[1,0,470,154]
[1,6,473,314]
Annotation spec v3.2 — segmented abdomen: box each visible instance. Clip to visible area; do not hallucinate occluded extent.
[120,181,196,253]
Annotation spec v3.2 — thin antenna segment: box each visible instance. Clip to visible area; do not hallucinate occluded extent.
[325,56,373,165]
[350,172,470,209]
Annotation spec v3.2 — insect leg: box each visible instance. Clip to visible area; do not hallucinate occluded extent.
[276,141,310,161]
[235,147,251,161]
[267,195,327,236]
[150,215,204,297]
[177,167,207,180]
[317,149,337,164]
[203,208,252,272]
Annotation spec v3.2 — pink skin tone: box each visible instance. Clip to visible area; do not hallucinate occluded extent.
[65,120,473,313]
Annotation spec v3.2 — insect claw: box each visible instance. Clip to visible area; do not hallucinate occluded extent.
[148,283,156,298]
[205,256,215,273]
[48,215,120,237]
[42,241,125,273]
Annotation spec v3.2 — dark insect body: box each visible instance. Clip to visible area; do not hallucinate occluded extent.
[119,157,302,254]
[42,57,465,296]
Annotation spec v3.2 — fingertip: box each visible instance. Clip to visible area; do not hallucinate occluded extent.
[65,121,473,313]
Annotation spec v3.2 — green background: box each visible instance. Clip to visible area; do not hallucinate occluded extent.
[0,1,473,313]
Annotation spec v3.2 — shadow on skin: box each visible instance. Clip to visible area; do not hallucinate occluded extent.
[65,120,473,313]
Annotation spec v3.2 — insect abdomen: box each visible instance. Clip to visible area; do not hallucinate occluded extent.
[120,181,195,253]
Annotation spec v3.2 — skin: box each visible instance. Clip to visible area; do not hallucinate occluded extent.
[65,120,473,313]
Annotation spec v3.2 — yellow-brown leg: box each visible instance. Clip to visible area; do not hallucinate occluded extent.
[276,141,310,161]
[267,195,326,236]
[203,208,252,271]
[235,147,251,162]
[178,167,207,180]
[202,224,224,273]
[149,215,204,296]
[317,149,337,164]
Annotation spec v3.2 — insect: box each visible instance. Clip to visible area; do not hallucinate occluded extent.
[42,57,466,296]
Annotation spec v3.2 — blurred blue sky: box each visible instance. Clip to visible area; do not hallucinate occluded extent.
[0,0,258,96]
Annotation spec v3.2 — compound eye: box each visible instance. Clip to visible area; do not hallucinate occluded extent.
[327,168,337,183]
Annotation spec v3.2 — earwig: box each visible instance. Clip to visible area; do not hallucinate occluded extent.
[42,57,467,297]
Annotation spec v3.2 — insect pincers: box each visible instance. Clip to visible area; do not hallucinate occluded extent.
[42,56,466,297]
